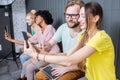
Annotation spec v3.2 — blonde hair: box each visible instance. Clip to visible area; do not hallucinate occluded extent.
[26,9,36,19]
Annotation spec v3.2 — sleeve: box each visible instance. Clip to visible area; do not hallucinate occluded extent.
[86,32,110,52]
[28,32,38,43]
[51,24,64,42]
[45,26,60,53]
[45,26,56,42]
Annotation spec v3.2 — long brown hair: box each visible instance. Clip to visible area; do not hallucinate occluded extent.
[78,1,103,72]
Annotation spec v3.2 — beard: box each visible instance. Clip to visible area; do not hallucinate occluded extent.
[67,22,80,28]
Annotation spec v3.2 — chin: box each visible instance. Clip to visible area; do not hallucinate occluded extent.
[68,26,75,28]
[81,26,86,29]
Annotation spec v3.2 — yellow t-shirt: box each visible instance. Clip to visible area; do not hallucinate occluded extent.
[78,30,116,80]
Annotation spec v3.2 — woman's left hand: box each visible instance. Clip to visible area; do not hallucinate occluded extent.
[24,40,38,60]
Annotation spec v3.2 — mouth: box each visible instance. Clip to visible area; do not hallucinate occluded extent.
[68,20,74,23]
[80,22,84,26]
[68,21,74,25]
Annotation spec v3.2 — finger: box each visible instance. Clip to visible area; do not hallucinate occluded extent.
[24,40,27,50]
[54,73,61,76]
[4,33,7,37]
[38,43,42,49]
[6,32,9,35]
[44,42,48,49]
[52,66,60,70]
[51,70,58,76]
[5,32,8,36]
[28,40,32,48]
[51,70,60,76]
[42,44,45,50]
[4,32,6,34]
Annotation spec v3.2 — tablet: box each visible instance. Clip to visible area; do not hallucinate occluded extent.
[22,31,29,48]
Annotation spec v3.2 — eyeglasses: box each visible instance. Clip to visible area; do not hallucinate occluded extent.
[64,13,79,19]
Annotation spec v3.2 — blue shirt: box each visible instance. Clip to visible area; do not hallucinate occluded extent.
[52,23,84,53]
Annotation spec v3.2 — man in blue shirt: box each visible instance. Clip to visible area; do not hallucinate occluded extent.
[36,0,85,80]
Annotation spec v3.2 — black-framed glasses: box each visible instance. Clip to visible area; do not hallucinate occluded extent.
[64,13,79,19]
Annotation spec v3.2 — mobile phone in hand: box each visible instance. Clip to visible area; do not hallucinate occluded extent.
[4,25,8,33]
[22,31,29,48]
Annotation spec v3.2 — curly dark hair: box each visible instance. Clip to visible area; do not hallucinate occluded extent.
[35,10,53,24]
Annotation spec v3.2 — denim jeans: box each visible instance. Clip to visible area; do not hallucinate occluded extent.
[20,53,31,76]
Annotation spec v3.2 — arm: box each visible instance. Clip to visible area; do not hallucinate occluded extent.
[5,32,24,45]
[62,65,79,71]
[67,41,81,56]
[40,46,96,66]
[7,39,24,45]
[43,26,58,52]
[44,25,63,52]
[24,41,96,66]
[44,39,58,52]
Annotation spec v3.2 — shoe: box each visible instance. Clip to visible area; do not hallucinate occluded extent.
[22,77,27,80]
[17,77,22,80]
[17,76,27,80]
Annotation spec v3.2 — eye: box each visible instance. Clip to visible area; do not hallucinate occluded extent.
[65,13,79,19]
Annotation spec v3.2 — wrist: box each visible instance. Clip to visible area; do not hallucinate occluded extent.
[9,39,14,42]
[38,54,46,62]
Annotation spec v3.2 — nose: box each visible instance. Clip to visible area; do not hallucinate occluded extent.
[78,16,82,23]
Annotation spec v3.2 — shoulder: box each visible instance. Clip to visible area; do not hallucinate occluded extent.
[58,23,68,29]
[86,30,113,51]
[57,23,69,31]
[47,25,56,30]
[47,25,54,28]
[93,30,111,41]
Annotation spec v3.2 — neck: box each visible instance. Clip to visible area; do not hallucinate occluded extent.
[31,23,36,28]
[40,22,48,32]
[70,26,81,38]
[87,26,99,40]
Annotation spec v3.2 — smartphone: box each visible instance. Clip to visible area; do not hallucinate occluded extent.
[22,31,29,48]
[4,25,8,33]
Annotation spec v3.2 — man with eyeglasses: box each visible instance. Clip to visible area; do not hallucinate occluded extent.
[35,0,85,80]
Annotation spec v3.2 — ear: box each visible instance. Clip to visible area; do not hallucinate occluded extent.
[94,15,100,22]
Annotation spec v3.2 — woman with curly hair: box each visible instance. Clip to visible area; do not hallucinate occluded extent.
[23,10,60,80]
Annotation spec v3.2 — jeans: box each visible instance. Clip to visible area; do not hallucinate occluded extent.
[23,59,49,80]
[20,53,31,76]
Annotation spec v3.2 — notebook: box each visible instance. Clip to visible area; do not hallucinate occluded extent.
[41,64,63,80]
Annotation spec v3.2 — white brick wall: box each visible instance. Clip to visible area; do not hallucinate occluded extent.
[12,0,26,52]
